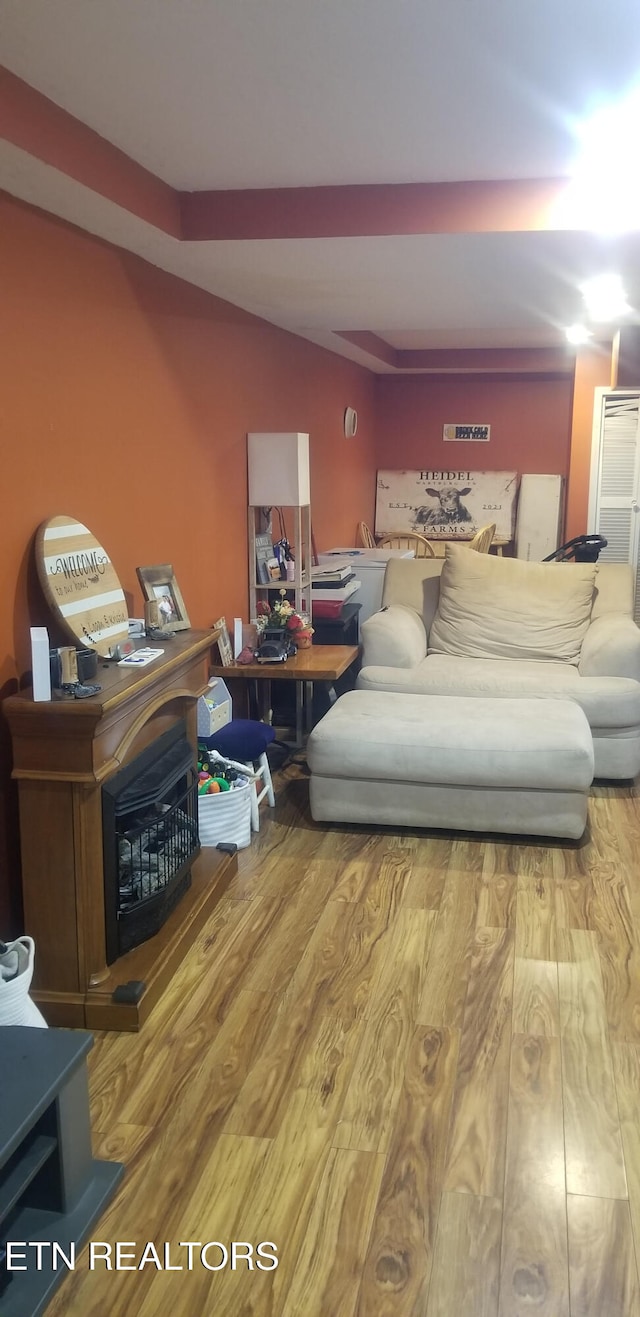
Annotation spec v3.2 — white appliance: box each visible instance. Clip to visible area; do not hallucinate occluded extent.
[317,547,414,624]
[515,474,564,561]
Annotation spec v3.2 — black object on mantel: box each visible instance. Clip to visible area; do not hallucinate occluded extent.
[0,1028,123,1317]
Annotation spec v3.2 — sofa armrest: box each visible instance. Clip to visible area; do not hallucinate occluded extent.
[360,605,427,669]
[579,613,640,680]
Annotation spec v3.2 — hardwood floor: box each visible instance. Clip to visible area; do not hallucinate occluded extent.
[45,768,640,1316]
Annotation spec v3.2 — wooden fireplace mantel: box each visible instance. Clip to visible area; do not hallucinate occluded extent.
[4,630,237,1031]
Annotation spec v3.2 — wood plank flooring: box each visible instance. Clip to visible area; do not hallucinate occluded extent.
[44,768,640,1316]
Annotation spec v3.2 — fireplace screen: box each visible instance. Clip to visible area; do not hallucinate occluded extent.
[103,724,200,963]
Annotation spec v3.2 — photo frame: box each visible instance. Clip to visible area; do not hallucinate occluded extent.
[136,563,191,631]
[213,616,234,666]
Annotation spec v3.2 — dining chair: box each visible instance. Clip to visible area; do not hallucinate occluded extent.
[468,523,496,553]
[357,521,377,548]
[376,531,436,558]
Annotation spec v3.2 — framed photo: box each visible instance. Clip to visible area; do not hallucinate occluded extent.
[136,563,191,631]
[213,616,234,666]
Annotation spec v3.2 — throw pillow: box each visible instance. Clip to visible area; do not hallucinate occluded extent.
[428,545,597,664]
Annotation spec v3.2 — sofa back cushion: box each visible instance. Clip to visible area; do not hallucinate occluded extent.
[382,558,444,634]
[428,545,597,664]
[590,562,634,618]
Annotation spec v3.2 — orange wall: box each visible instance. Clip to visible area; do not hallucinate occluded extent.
[375,374,575,488]
[0,192,377,930]
[565,343,613,540]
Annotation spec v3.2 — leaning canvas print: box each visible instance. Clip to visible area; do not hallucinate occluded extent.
[375,469,519,540]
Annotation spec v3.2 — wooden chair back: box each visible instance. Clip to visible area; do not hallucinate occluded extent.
[468,523,496,553]
[357,521,376,548]
[376,532,436,558]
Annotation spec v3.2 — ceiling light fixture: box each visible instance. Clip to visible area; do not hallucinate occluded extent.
[580,273,631,322]
[565,324,593,345]
[556,88,640,232]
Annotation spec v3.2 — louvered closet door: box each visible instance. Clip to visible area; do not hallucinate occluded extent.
[589,390,640,620]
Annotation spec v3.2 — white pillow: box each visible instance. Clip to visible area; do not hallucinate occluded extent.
[428,545,597,664]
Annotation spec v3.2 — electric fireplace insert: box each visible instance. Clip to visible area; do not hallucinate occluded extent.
[102,722,200,964]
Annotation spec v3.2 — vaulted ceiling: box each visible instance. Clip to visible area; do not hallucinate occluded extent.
[2,0,640,373]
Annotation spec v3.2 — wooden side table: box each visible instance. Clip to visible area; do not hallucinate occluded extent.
[210,644,360,745]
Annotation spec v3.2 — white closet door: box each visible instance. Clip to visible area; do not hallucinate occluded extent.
[588,390,640,618]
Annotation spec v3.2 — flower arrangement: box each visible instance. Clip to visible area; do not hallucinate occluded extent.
[253,590,314,645]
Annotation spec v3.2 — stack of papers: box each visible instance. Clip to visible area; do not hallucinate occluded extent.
[311,561,353,583]
[118,647,165,667]
[311,578,361,602]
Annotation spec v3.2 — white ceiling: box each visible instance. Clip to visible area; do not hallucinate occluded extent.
[2,0,640,369]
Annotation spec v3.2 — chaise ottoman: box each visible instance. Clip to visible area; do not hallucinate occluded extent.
[307,691,594,840]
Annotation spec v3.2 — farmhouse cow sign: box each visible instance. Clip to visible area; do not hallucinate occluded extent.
[375,470,518,541]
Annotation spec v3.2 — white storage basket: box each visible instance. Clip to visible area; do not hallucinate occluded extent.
[0,936,48,1027]
[197,775,252,850]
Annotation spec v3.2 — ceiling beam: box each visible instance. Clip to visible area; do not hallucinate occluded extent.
[180,177,567,241]
[0,65,180,235]
[333,333,574,374]
[335,332,399,367]
[0,66,572,245]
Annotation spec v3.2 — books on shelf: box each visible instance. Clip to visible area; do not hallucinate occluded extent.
[311,573,356,592]
[310,578,361,603]
[255,531,275,585]
[311,562,354,583]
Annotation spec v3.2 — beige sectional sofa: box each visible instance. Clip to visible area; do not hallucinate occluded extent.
[357,549,640,780]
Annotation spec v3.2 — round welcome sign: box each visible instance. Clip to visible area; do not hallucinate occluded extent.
[36,515,129,656]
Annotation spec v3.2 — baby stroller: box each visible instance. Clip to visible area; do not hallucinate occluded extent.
[543,534,608,564]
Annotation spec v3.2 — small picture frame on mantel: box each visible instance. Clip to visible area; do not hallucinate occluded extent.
[136,564,191,631]
[213,616,234,666]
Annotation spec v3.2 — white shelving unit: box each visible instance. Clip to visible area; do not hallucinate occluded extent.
[247,502,313,744]
[248,502,313,623]
[247,431,313,627]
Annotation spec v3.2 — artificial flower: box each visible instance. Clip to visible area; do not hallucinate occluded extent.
[253,589,313,636]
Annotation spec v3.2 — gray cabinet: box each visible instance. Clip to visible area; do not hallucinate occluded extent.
[1,1028,123,1316]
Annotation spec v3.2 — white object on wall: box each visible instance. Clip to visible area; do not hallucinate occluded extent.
[443,423,490,442]
[515,474,564,561]
[247,432,310,507]
[343,407,358,438]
